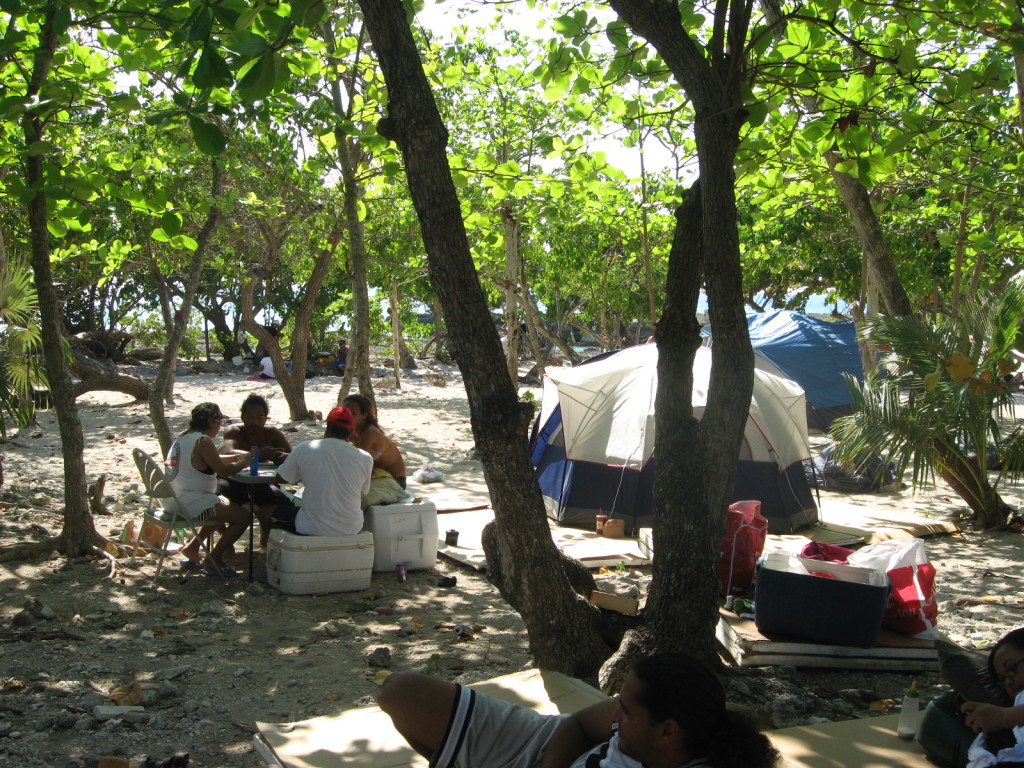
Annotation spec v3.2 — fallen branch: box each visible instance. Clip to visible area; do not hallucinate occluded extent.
[0,627,90,644]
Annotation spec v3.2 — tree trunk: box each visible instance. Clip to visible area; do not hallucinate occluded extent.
[324,20,374,407]
[22,11,100,556]
[604,0,756,682]
[149,164,224,456]
[935,445,1014,529]
[501,203,522,384]
[358,0,608,676]
[823,150,913,316]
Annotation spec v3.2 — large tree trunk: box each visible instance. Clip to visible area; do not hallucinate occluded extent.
[23,11,100,555]
[604,0,756,682]
[324,20,374,407]
[358,0,607,677]
[149,164,224,455]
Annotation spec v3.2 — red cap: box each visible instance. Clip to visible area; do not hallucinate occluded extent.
[326,406,354,430]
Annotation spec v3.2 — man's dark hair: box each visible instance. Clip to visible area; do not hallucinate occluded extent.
[632,654,779,768]
[241,393,270,416]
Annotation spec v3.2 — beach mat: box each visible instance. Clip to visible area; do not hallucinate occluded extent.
[437,509,650,571]
[772,714,932,768]
[253,668,607,768]
[254,668,932,768]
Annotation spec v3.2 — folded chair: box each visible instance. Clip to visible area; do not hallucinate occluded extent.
[132,448,221,581]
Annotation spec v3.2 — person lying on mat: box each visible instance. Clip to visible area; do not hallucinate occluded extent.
[272,406,372,537]
[219,393,292,548]
[962,626,1024,767]
[164,402,254,575]
[342,394,407,489]
[377,652,779,768]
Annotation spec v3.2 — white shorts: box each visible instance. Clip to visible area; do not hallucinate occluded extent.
[431,685,565,768]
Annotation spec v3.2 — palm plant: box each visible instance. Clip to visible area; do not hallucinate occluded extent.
[832,281,1024,530]
[0,263,44,437]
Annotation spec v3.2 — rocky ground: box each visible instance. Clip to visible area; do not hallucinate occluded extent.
[0,361,1021,768]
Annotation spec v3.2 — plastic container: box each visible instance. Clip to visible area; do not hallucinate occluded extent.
[754,552,891,648]
[897,682,920,739]
[265,529,374,594]
[364,497,438,572]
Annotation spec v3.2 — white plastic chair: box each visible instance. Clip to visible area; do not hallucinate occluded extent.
[132,448,220,580]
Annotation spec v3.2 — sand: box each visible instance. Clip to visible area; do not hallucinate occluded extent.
[0,358,1021,767]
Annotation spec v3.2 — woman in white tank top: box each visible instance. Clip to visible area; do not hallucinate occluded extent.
[164,402,253,575]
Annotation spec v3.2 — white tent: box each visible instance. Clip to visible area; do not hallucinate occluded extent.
[533,345,818,534]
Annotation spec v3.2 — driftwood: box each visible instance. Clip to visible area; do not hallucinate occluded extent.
[0,626,90,644]
[70,347,152,401]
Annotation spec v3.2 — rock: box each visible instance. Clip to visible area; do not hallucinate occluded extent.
[199,600,229,617]
[245,582,267,597]
[92,704,145,721]
[154,665,192,682]
[11,610,34,626]
[365,646,393,667]
[24,597,55,620]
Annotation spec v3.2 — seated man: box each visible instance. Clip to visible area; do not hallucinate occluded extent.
[219,393,293,548]
[272,406,372,536]
[330,338,348,376]
[377,652,779,768]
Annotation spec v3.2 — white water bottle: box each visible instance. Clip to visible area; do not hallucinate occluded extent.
[897,682,920,740]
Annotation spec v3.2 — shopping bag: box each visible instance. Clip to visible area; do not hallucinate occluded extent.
[847,537,938,639]
[719,500,768,596]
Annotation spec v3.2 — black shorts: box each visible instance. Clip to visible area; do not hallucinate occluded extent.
[218,478,288,507]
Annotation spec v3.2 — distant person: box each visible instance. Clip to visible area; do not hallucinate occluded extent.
[330,338,349,376]
[164,402,253,575]
[343,394,407,488]
[375,652,779,768]
[272,407,372,536]
[219,393,292,548]
[257,355,276,380]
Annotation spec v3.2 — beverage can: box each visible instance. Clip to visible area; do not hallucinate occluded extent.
[396,563,407,582]
[596,513,607,534]
[250,446,259,475]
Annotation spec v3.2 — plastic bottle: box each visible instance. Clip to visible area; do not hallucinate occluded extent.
[250,445,259,475]
[897,681,920,740]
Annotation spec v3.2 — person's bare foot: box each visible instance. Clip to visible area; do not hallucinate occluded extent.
[179,544,202,564]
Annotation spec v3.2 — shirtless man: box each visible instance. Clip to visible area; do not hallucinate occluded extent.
[220,393,292,547]
[342,394,407,488]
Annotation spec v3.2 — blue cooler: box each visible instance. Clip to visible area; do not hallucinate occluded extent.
[755,552,891,648]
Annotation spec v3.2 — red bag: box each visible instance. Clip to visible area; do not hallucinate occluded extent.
[719,500,768,596]
[848,538,939,639]
[799,541,855,563]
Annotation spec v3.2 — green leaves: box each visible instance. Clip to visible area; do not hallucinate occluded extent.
[188,115,227,155]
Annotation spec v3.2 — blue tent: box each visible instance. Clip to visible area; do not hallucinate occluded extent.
[704,310,863,432]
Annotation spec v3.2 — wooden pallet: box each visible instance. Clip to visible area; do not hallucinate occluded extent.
[717,608,939,671]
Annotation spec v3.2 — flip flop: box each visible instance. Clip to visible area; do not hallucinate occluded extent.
[179,559,203,572]
[202,564,238,577]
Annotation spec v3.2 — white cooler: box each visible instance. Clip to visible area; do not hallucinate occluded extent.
[266,529,374,594]
[364,497,438,572]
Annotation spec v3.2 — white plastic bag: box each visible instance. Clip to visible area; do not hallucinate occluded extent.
[847,537,938,639]
[413,465,444,484]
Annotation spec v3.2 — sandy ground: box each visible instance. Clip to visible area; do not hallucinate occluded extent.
[0,357,1022,768]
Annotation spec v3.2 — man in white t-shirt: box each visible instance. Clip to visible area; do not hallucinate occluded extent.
[273,407,372,536]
